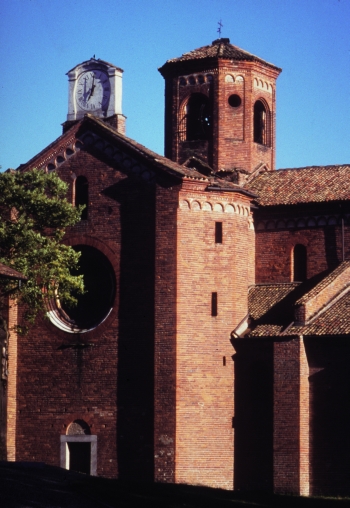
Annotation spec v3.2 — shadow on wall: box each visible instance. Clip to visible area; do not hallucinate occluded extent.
[233,340,274,492]
[324,225,339,270]
[104,177,156,481]
[307,338,350,497]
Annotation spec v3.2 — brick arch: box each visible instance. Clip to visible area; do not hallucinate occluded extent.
[61,412,95,435]
[253,98,271,147]
[191,200,201,211]
[64,235,119,272]
[202,201,213,211]
[178,92,211,142]
[67,419,91,436]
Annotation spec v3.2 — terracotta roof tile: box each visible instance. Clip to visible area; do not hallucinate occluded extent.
[296,260,350,305]
[247,165,350,206]
[249,324,284,337]
[247,265,350,337]
[0,263,27,280]
[288,291,350,336]
[159,38,281,73]
[246,283,300,337]
[248,283,298,320]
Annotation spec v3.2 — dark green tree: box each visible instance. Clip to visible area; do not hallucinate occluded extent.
[0,168,84,330]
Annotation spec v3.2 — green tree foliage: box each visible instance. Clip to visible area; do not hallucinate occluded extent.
[0,169,84,329]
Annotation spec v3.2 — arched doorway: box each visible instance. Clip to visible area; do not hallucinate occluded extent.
[60,419,97,475]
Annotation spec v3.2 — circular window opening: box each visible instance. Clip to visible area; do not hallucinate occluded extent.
[228,94,242,108]
[49,245,116,332]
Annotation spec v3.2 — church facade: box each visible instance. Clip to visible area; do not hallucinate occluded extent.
[4,39,350,496]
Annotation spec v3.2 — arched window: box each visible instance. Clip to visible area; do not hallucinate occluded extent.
[184,93,212,141]
[75,176,88,220]
[293,244,307,282]
[254,100,269,145]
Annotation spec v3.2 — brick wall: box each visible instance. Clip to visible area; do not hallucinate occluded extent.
[14,147,156,480]
[154,180,180,482]
[255,221,349,283]
[215,60,278,173]
[273,337,306,494]
[174,181,254,489]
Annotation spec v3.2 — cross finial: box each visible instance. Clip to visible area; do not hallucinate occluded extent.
[217,20,223,37]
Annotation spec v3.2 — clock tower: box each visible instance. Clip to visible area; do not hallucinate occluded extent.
[63,58,126,133]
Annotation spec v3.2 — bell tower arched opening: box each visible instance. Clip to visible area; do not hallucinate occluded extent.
[254,100,270,146]
[184,93,212,141]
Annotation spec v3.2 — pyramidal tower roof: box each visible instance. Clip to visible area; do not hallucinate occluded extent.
[159,38,281,75]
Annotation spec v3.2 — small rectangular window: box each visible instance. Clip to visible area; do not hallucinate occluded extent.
[215,222,223,243]
[211,292,218,316]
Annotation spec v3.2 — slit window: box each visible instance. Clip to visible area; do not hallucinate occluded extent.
[293,244,307,282]
[75,176,89,220]
[211,292,218,316]
[215,222,223,243]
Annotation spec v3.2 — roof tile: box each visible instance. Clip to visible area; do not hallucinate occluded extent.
[0,263,27,280]
[159,38,281,74]
[288,291,350,336]
[247,165,350,206]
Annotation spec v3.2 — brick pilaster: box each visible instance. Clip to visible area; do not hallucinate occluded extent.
[7,301,18,461]
[273,336,310,494]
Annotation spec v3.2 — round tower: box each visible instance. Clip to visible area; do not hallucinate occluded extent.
[159,38,281,173]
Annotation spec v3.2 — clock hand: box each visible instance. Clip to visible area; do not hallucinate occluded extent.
[83,76,90,101]
[88,76,96,100]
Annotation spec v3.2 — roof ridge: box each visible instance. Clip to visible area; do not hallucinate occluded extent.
[277,164,350,172]
[296,260,350,305]
[296,283,350,328]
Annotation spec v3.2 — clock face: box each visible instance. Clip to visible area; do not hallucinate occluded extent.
[75,70,110,112]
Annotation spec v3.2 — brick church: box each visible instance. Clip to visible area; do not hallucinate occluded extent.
[3,38,350,496]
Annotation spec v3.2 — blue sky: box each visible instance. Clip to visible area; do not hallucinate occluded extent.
[1,0,349,171]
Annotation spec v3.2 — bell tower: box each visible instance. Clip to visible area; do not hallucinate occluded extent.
[159,38,281,173]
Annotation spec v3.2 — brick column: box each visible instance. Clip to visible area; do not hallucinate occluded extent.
[299,337,310,496]
[7,301,18,461]
[273,336,309,495]
[154,184,179,482]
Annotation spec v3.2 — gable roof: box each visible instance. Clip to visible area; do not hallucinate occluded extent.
[159,38,281,75]
[0,263,27,281]
[17,115,249,194]
[288,291,350,336]
[245,262,350,338]
[296,260,350,306]
[247,165,350,207]
[17,115,207,181]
